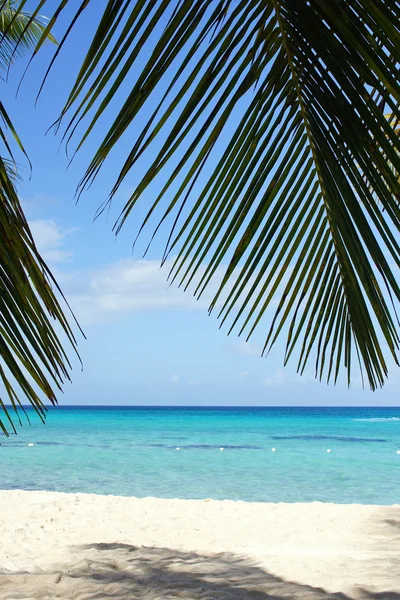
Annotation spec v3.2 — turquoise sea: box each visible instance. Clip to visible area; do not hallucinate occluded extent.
[1,406,400,504]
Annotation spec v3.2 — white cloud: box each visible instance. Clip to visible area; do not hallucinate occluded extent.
[169,374,200,386]
[229,340,263,356]
[262,368,316,387]
[263,369,287,387]
[29,219,76,264]
[22,194,61,217]
[62,257,287,326]
[294,370,316,385]
[29,220,285,327]
[237,370,249,382]
[63,258,218,325]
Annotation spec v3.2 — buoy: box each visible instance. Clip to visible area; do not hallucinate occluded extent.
[327,449,332,453]
[176,447,180,451]
[271,448,276,452]
[28,443,35,447]
[220,447,224,451]
[396,450,400,455]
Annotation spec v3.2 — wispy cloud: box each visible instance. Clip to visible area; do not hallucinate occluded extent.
[263,369,287,387]
[62,258,220,325]
[170,373,180,385]
[238,371,249,381]
[263,368,316,387]
[229,340,263,357]
[29,219,77,264]
[31,219,286,328]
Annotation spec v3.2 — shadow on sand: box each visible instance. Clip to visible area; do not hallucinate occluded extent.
[0,542,399,600]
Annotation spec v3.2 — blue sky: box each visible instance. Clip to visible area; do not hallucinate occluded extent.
[2,1,400,406]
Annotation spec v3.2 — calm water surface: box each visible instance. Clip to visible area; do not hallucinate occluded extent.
[1,406,399,504]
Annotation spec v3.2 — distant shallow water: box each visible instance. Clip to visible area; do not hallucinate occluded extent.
[1,406,400,504]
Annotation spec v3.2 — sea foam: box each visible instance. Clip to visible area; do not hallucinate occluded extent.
[352,417,400,422]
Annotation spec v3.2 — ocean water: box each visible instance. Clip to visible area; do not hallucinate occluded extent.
[1,406,399,504]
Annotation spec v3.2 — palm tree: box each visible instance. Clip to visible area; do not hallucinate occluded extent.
[2,1,400,430]
[0,0,78,434]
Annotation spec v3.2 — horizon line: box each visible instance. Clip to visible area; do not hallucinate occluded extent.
[11,404,400,409]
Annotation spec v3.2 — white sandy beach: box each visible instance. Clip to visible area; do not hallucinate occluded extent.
[0,490,399,599]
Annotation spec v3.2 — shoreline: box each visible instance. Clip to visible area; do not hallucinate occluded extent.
[0,489,399,598]
[2,486,400,507]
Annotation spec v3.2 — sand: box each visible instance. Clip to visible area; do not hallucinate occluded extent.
[0,490,399,599]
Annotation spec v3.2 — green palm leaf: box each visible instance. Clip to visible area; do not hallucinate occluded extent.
[28,0,400,390]
[0,154,80,434]
[0,0,57,71]
[0,2,77,434]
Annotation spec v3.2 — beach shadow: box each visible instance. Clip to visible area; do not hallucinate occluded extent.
[384,519,400,529]
[0,543,399,600]
[378,517,400,557]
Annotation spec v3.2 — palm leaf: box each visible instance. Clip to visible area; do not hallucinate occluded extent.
[0,149,80,435]
[0,5,77,434]
[29,0,400,390]
[0,0,57,72]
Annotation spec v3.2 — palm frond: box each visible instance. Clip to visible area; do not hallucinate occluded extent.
[0,162,80,435]
[30,0,400,390]
[0,76,79,434]
[1,155,22,181]
[0,0,57,72]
